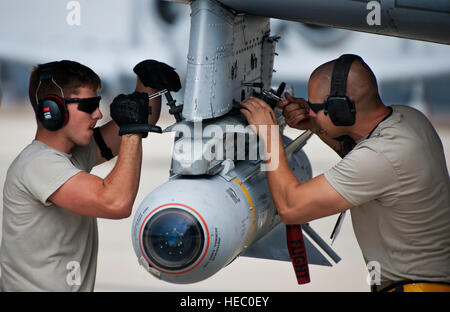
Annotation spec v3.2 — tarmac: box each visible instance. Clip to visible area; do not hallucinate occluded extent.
[0,104,448,292]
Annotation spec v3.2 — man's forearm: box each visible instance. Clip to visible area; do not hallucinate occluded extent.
[265,131,301,221]
[102,134,142,217]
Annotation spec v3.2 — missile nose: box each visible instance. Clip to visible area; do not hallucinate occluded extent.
[141,208,205,271]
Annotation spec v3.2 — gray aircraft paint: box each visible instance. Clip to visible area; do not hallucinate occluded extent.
[217,0,450,45]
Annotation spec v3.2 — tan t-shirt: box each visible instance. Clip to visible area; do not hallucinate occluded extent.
[324,105,450,288]
[1,138,98,291]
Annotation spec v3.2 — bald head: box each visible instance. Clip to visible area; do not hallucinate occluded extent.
[308,56,382,111]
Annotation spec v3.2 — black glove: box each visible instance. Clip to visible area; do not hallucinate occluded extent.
[133,60,181,92]
[110,91,162,138]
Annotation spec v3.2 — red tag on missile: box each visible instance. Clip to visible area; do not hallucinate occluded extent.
[286,224,310,284]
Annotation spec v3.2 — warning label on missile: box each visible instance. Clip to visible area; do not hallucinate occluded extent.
[203,227,221,268]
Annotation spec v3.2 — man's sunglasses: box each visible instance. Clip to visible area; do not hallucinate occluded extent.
[65,96,101,114]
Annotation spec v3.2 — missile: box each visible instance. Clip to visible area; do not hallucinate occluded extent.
[131,124,318,284]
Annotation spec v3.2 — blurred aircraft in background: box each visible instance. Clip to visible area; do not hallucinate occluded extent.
[0,0,449,123]
[0,0,191,105]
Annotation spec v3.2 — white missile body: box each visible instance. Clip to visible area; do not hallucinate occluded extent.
[132,134,312,284]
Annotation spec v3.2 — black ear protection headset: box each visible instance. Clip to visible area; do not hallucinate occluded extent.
[35,61,102,131]
[35,61,69,131]
[308,54,360,127]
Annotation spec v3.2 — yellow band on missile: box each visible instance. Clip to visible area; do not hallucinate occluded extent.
[233,178,255,248]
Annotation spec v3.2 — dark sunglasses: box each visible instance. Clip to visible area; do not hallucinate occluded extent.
[65,96,101,114]
[307,101,326,114]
